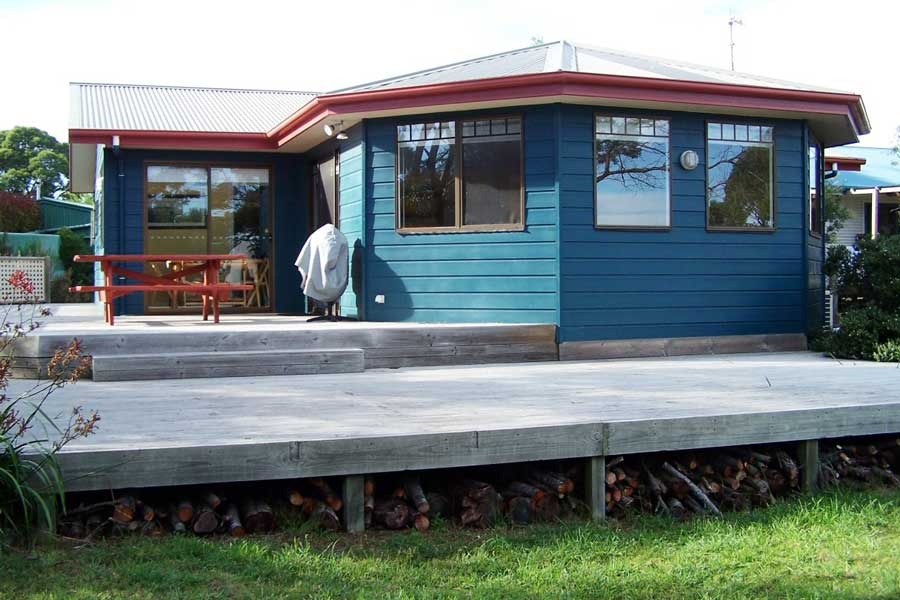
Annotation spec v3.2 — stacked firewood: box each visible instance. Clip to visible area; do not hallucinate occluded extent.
[499,467,577,525]
[58,491,272,539]
[819,437,900,488]
[604,448,804,519]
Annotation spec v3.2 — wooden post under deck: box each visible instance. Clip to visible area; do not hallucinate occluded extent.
[585,455,606,522]
[342,475,365,533]
[798,439,820,494]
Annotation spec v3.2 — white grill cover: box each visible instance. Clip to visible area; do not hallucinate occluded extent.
[294,224,349,303]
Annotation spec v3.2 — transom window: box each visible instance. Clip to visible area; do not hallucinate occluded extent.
[594,115,671,228]
[707,122,775,230]
[396,117,523,232]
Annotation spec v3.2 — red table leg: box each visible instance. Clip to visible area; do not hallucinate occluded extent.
[104,262,114,326]
[210,259,221,324]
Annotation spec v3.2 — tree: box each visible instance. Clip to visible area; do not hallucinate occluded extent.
[0,191,41,232]
[708,145,771,227]
[824,180,850,244]
[0,127,69,197]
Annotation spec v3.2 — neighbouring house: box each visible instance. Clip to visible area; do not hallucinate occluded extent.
[37,197,94,244]
[66,41,869,356]
[822,146,900,247]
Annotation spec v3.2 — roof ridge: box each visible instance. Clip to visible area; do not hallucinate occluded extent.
[328,41,557,93]
[70,82,319,95]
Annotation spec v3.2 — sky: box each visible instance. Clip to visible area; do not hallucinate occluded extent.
[1,0,897,147]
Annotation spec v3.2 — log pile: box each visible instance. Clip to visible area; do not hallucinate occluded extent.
[819,437,900,488]
[604,448,801,519]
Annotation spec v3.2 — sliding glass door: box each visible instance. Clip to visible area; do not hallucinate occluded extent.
[145,163,272,312]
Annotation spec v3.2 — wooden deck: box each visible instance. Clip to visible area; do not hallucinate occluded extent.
[12,352,900,495]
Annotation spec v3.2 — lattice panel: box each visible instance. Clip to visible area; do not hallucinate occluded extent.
[0,256,50,303]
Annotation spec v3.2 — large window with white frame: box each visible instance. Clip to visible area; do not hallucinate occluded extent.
[396,117,523,232]
[706,122,775,230]
[594,115,671,228]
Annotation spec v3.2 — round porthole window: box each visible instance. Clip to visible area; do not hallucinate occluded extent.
[680,150,699,170]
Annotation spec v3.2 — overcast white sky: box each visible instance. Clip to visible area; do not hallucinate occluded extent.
[1,0,897,147]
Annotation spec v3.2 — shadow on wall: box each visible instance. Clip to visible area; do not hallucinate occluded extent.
[361,247,414,321]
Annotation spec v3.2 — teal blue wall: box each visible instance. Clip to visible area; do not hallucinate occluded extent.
[338,127,365,318]
[557,105,807,342]
[363,106,559,323]
[102,148,307,315]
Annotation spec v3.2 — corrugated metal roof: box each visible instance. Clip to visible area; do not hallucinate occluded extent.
[334,40,843,94]
[70,83,317,133]
[826,146,900,189]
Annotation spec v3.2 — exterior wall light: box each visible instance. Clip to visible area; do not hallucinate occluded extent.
[680,150,699,170]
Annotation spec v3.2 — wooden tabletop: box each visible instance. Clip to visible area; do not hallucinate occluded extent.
[74,254,248,262]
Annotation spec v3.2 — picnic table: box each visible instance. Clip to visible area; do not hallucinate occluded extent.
[70,254,254,325]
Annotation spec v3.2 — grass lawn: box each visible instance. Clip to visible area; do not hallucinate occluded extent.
[1,488,899,600]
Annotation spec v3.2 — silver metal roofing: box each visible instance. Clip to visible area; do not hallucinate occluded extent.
[333,40,842,94]
[70,83,317,133]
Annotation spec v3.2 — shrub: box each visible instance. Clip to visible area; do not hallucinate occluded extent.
[813,306,900,360]
[0,270,96,548]
[0,192,41,232]
[873,340,900,363]
[57,228,92,287]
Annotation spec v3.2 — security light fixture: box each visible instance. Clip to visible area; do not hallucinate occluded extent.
[323,124,335,137]
[335,131,349,140]
[680,150,699,171]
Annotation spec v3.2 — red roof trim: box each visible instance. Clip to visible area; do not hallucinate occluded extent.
[68,129,276,151]
[270,71,869,142]
[824,155,867,171]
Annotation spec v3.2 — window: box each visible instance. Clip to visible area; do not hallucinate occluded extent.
[809,141,823,236]
[396,117,523,231]
[594,115,670,228]
[147,166,209,227]
[707,123,775,229]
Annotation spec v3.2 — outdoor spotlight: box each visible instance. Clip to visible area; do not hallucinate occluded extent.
[336,131,349,140]
[323,124,335,137]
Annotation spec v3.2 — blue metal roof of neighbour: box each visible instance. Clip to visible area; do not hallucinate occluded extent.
[825,146,900,189]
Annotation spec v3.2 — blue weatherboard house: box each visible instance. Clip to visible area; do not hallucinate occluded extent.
[67,41,869,357]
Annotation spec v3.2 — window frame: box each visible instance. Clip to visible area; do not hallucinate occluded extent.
[394,115,525,234]
[808,139,824,238]
[592,113,673,231]
[705,120,777,233]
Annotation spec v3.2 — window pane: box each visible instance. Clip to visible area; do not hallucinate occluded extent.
[641,118,655,136]
[596,116,612,134]
[462,121,475,137]
[476,120,491,136]
[708,123,722,139]
[595,134,670,227]
[722,123,735,140]
[491,119,506,135]
[397,125,410,142]
[612,117,626,134]
[626,117,641,135]
[410,123,425,141]
[398,139,456,228]
[655,120,669,137]
[462,134,522,226]
[507,117,521,134]
[147,166,209,227]
[209,168,269,255]
[425,122,441,139]
[440,121,455,138]
[761,126,773,142]
[707,141,773,228]
[748,126,760,142]
[735,124,748,141]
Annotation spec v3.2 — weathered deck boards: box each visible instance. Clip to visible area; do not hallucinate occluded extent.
[11,352,899,493]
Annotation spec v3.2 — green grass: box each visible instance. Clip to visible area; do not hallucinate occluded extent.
[2,488,900,600]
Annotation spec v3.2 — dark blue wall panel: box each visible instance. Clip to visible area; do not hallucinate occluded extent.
[557,105,807,342]
[363,106,559,323]
[102,148,306,315]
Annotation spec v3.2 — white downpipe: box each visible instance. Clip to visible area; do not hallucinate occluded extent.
[871,187,880,239]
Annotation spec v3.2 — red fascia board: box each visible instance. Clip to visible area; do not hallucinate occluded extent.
[271,71,868,142]
[824,156,867,171]
[68,129,277,151]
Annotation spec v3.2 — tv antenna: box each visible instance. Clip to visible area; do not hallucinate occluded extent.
[729,16,743,71]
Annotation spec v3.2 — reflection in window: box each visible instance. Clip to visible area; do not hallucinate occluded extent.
[396,117,523,231]
[147,166,208,227]
[808,143,823,235]
[397,121,456,229]
[595,115,670,228]
[210,168,270,256]
[707,123,774,229]
[461,117,521,226]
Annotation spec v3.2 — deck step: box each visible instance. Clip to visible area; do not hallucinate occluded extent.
[91,348,365,381]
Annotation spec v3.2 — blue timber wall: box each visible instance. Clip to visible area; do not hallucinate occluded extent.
[102,148,307,315]
[557,105,808,343]
[363,106,559,323]
[338,128,365,318]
